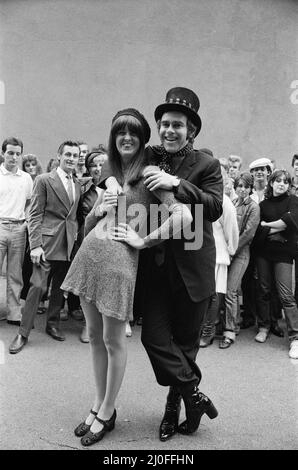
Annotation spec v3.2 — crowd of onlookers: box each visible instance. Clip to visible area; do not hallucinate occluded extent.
[200,154,298,361]
[1,136,298,359]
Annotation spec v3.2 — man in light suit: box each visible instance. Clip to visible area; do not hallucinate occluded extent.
[9,140,82,354]
[141,87,223,440]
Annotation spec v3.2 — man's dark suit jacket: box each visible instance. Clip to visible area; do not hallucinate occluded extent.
[144,147,223,303]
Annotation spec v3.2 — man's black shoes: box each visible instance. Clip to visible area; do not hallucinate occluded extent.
[46,326,65,341]
[178,382,218,434]
[9,334,28,354]
[159,387,181,441]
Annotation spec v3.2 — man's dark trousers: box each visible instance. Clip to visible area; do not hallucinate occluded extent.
[141,250,210,387]
[19,259,70,338]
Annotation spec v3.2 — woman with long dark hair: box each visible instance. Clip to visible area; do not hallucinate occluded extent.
[253,169,298,359]
[61,108,192,446]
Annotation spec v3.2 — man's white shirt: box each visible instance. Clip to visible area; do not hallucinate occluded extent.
[0,164,33,220]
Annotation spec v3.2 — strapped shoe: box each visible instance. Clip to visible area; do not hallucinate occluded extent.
[74,409,97,437]
[178,383,218,434]
[159,386,181,442]
[81,410,116,447]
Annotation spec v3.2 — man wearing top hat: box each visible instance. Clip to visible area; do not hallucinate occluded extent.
[139,87,223,440]
[99,87,223,440]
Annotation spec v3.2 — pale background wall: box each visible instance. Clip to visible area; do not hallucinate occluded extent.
[0,0,297,171]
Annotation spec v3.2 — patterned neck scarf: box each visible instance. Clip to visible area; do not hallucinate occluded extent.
[152,143,193,174]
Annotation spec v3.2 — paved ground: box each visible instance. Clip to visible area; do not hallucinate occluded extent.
[0,297,297,451]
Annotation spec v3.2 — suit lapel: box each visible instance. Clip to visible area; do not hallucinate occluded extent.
[74,178,81,203]
[48,170,71,210]
[175,151,198,180]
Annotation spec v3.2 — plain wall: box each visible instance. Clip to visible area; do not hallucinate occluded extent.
[0,0,297,171]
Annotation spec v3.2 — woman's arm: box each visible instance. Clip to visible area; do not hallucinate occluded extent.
[260,196,298,233]
[143,189,193,248]
[110,189,193,250]
[84,189,118,236]
[261,219,287,229]
[268,227,285,234]
[143,158,223,222]
[84,192,104,236]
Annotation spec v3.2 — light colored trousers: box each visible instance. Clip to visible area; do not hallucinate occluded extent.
[223,247,250,341]
[0,221,26,321]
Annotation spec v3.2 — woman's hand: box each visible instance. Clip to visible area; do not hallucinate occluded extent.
[260,221,267,227]
[106,177,123,195]
[109,223,145,249]
[94,190,118,216]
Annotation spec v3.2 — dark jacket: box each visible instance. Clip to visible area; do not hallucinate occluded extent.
[144,146,223,302]
[253,193,298,263]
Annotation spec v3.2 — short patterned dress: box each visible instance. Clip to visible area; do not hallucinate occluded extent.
[61,178,181,322]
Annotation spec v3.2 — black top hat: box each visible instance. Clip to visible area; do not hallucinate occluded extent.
[154,87,202,136]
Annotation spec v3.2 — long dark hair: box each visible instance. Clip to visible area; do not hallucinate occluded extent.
[108,115,147,186]
[264,169,292,199]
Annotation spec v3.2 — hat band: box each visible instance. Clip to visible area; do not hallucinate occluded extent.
[168,97,194,110]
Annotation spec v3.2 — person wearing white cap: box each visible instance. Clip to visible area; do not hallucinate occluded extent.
[249,158,273,204]
[242,158,283,336]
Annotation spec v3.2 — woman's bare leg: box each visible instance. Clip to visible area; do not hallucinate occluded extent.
[80,296,108,425]
[90,314,127,432]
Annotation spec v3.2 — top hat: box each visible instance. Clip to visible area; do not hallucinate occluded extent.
[154,87,202,136]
